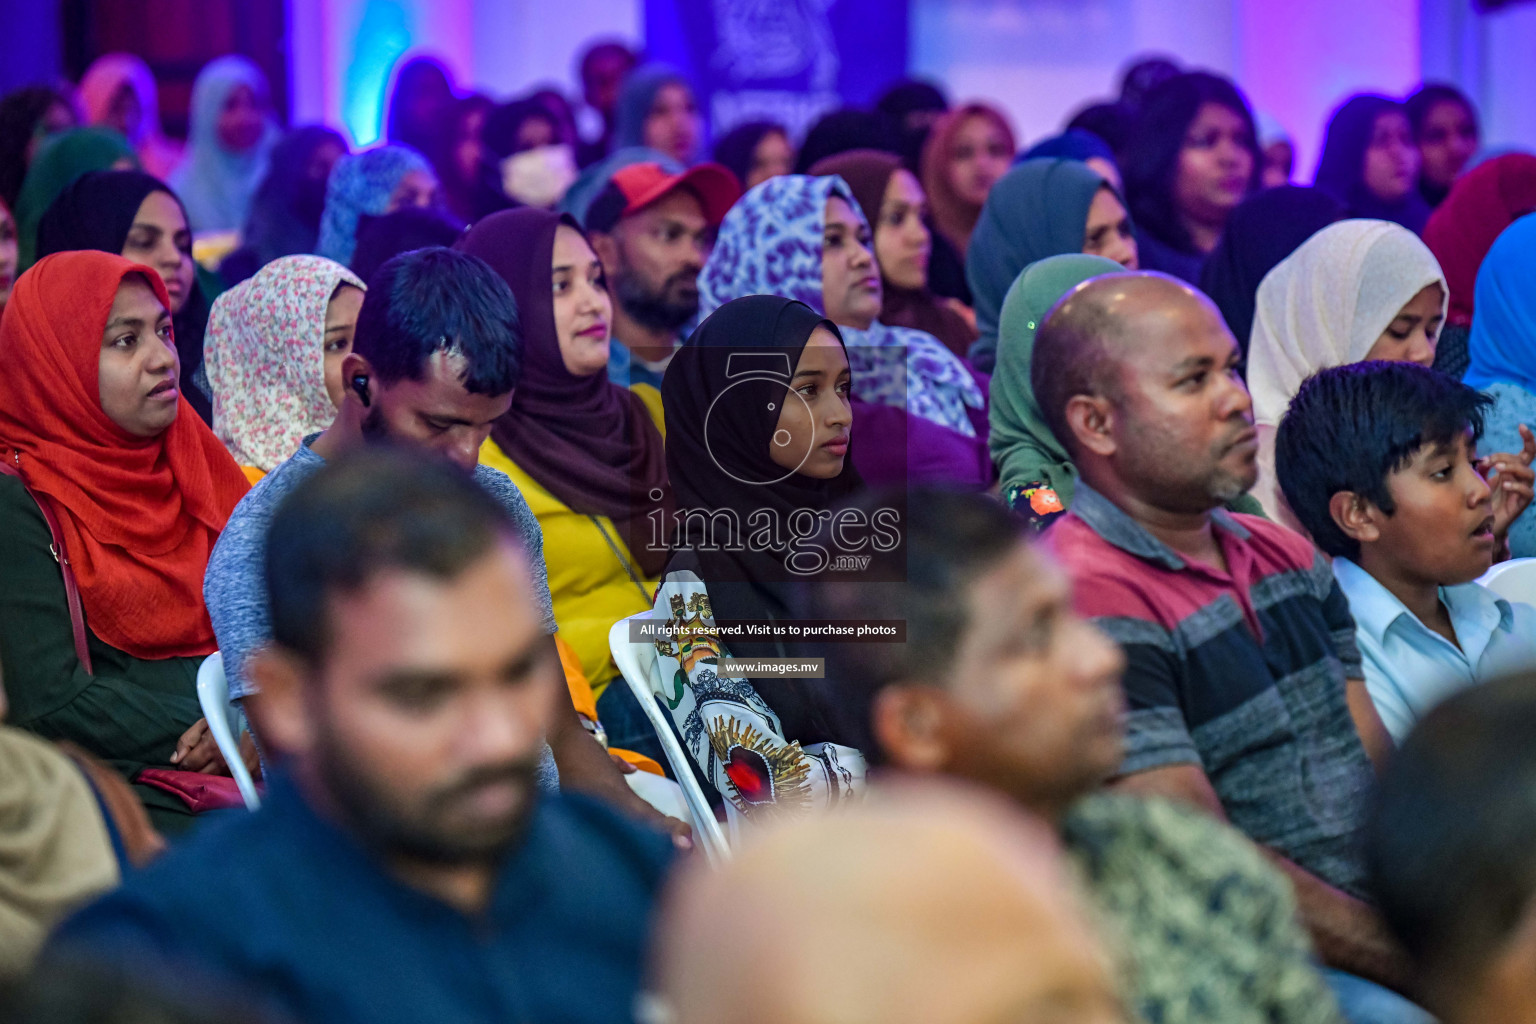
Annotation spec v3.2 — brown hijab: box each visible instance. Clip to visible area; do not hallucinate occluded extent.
[457,208,672,575]
[811,149,977,358]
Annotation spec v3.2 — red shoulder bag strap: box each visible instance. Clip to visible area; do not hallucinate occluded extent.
[0,453,94,675]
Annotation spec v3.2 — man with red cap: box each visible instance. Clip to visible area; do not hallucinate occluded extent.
[583,162,741,394]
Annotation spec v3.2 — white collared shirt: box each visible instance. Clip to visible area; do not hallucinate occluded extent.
[1334,557,1536,742]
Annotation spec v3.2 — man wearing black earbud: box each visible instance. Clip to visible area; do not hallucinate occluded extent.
[204,246,691,842]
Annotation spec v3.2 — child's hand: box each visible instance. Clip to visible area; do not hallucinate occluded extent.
[1480,424,1536,543]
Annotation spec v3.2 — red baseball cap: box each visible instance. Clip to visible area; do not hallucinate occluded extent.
[607,162,743,226]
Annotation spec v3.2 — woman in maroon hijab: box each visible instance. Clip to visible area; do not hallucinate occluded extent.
[458,207,671,758]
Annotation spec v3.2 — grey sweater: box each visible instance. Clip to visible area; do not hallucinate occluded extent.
[203,439,560,787]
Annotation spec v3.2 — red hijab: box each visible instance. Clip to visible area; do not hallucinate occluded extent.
[1422,153,1536,327]
[0,251,250,659]
[920,103,1016,258]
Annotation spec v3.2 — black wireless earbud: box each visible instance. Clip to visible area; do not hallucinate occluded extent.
[351,374,371,408]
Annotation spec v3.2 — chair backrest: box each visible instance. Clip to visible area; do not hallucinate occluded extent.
[195,652,262,811]
[608,614,731,863]
[1478,557,1536,607]
[624,770,693,823]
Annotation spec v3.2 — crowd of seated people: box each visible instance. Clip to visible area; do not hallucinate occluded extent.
[3,35,1536,1024]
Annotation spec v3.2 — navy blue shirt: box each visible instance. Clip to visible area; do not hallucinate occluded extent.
[46,776,673,1024]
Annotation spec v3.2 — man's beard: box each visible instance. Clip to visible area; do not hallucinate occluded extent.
[360,402,387,442]
[1206,462,1256,505]
[1120,419,1259,513]
[312,716,542,865]
[613,264,700,333]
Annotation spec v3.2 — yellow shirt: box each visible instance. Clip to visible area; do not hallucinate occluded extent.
[631,383,664,437]
[479,438,658,699]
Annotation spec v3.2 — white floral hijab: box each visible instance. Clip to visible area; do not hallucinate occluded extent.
[205,255,365,471]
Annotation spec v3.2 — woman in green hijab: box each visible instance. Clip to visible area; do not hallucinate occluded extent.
[992,252,1268,529]
[991,254,1126,529]
[14,127,138,270]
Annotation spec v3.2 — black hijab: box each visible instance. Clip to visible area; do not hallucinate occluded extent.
[1199,185,1345,360]
[1067,102,1135,163]
[1406,83,1479,209]
[662,296,861,629]
[1123,72,1262,258]
[793,109,898,174]
[229,125,347,280]
[351,206,463,285]
[1314,94,1432,234]
[875,79,948,172]
[0,85,73,210]
[386,57,455,156]
[431,95,509,225]
[712,121,785,189]
[36,170,214,423]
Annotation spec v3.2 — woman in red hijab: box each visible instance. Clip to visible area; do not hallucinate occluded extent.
[920,103,1015,260]
[1421,153,1536,379]
[0,250,251,831]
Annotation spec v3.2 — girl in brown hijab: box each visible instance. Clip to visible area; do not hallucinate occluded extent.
[812,149,977,358]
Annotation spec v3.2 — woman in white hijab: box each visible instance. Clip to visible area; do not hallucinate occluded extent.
[1247,219,1447,524]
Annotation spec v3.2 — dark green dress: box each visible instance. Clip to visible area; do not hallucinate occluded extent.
[0,474,204,832]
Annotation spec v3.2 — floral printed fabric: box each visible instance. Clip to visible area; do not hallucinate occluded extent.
[315,145,436,267]
[649,571,866,821]
[1064,793,1346,1024]
[698,174,985,437]
[205,255,365,471]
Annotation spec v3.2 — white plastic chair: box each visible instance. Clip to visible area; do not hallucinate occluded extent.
[624,770,692,823]
[1478,557,1536,607]
[608,613,731,863]
[195,652,261,810]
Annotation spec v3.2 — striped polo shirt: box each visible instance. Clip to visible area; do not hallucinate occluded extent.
[1044,481,1376,901]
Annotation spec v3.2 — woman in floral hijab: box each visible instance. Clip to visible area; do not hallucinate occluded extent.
[204,255,365,479]
[698,174,992,488]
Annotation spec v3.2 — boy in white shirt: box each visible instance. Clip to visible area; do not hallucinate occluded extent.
[1276,360,1536,742]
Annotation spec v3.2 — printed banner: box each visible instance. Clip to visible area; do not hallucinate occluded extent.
[644,0,910,142]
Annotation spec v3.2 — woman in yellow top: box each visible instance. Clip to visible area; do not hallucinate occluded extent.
[461,208,673,764]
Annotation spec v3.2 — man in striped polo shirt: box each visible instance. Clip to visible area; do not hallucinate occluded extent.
[1033,272,1429,1024]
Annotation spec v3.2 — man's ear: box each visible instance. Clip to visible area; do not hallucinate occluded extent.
[1064,394,1116,458]
[871,686,953,773]
[1329,490,1383,546]
[340,352,373,387]
[244,645,316,761]
[588,230,618,274]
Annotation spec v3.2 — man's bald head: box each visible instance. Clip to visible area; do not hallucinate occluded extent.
[1031,273,1255,510]
[652,783,1126,1024]
[1032,273,1216,455]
